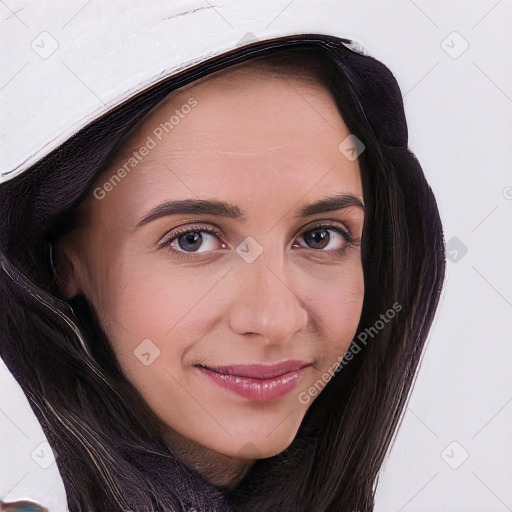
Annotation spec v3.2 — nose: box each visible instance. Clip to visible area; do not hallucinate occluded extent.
[228,248,309,345]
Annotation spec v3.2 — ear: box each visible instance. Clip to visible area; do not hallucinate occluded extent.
[52,239,82,299]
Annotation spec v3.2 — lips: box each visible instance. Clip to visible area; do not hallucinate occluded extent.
[196,360,312,379]
[194,360,312,401]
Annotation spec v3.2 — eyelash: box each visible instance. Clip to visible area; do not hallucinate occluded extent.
[158,223,357,260]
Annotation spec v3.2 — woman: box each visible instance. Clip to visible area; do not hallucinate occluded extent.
[0,23,445,512]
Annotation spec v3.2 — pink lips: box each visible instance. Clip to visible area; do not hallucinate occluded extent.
[195,360,311,401]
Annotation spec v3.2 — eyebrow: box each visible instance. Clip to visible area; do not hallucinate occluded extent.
[136,193,365,228]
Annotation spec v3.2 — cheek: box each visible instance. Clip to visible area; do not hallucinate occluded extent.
[307,259,364,360]
[97,261,220,368]
[95,246,364,386]
[104,251,364,346]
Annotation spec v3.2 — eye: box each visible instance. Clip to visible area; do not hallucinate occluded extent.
[294,223,355,253]
[159,225,225,259]
[159,222,356,260]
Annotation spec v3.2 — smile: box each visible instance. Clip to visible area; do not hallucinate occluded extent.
[194,361,311,401]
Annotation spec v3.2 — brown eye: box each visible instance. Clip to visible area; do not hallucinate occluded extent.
[303,227,331,250]
[297,223,353,252]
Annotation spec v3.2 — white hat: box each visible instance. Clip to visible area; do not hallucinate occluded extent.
[0,0,373,184]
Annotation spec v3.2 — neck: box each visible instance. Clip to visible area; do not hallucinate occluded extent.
[162,428,255,491]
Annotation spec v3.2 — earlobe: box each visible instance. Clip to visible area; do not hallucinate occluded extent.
[51,240,82,299]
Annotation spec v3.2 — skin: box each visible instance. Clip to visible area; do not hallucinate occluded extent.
[55,62,365,490]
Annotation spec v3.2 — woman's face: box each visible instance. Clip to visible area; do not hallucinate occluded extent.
[57,63,365,461]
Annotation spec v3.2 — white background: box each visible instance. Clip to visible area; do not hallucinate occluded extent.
[1,1,511,511]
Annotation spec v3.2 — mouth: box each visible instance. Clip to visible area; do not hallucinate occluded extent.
[197,360,312,379]
[194,360,312,402]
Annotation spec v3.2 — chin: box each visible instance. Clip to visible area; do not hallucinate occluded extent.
[209,421,301,460]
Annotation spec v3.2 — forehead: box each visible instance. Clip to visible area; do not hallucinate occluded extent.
[119,60,347,154]
[88,65,362,220]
